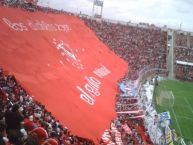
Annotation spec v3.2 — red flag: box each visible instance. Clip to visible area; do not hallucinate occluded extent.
[0,6,127,142]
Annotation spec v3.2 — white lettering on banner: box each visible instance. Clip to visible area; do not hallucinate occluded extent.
[76,86,95,106]
[53,38,84,70]
[76,76,101,106]
[2,18,71,32]
[93,64,111,78]
[101,130,115,144]
[84,76,101,96]
[76,64,112,105]
[111,123,123,145]
[2,18,28,31]
[28,20,71,32]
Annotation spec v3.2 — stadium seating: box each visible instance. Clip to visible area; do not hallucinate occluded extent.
[0,1,167,144]
[175,47,193,62]
[175,33,188,47]
[2,0,190,144]
[82,18,167,80]
[175,64,193,81]
[0,68,94,144]
[190,36,193,47]
[175,33,193,81]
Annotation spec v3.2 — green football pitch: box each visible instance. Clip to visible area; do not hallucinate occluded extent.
[154,79,193,144]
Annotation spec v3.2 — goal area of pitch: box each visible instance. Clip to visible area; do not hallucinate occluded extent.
[159,90,175,108]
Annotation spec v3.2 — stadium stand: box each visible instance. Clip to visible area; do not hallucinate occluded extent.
[190,36,193,48]
[0,68,94,145]
[175,64,193,81]
[175,32,193,81]
[175,33,188,47]
[100,76,153,145]
[175,47,193,62]
[0,67,152,144]
[82,18,168,80]
[2,0,192,144]
[0,1,173,144]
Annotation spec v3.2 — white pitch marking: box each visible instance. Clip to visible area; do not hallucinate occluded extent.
[176,115,193,121]
[184,98,193,115]
[170,91,183,137]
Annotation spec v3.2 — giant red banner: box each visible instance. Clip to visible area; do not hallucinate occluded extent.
[0,6,128,142]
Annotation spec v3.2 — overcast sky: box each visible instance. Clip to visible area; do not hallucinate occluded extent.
[38,0,193,32]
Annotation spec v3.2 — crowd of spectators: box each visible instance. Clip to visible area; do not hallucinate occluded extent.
[175,33,188,47]
[3,0,193,84]
[190,36,193,48]
[0,68,94,145]
[175,33,193,81]
[175,65,193,81]
[0,1,155,144]
[83,18,167,80]
[100,82,152,145]
[0,67,153,145]
[175,47,193,62]
[1,0,168,81]
[0,1,179,144]
[116,98,139,112]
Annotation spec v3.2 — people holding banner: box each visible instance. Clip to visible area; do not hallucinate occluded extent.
[0,68,94,145]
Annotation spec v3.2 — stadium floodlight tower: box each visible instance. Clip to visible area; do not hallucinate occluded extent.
[92,0,104,18]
